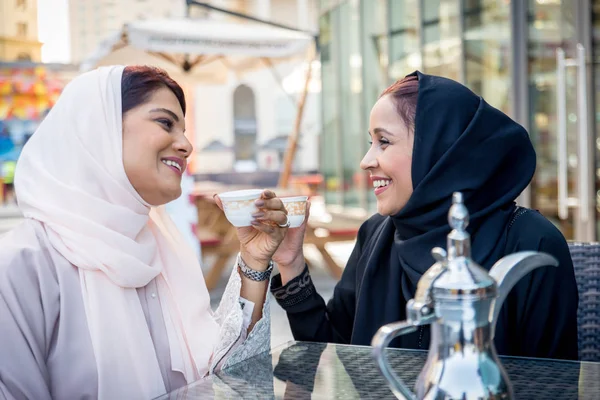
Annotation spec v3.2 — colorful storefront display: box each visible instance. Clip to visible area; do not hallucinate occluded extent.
[0,65,67,161]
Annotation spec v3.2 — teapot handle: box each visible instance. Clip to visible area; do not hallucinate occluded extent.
[371,321,419,400]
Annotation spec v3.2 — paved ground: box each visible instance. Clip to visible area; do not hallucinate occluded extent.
[0,205,353,349]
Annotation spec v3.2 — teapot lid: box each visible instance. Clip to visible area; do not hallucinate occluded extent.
[430,192,496,300]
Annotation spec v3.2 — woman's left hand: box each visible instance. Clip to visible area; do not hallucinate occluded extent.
[215,190,288,270]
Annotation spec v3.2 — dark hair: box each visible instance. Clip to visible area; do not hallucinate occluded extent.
[380,75,419,130]
[121,66,186,116]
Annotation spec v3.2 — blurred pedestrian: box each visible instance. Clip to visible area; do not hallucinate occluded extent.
[1,160,16,206]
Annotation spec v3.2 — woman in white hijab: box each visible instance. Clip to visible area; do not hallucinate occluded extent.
[0,65,288,399]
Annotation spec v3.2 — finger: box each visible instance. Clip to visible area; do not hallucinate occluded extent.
[253,210,288,226]
[213,194,224,211]
[250,220,275,234]
[255,197,285,211]
[261,189,276,199]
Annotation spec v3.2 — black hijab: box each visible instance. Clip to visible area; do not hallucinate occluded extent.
[351,71,537,347]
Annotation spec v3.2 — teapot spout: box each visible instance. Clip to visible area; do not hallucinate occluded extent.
[489,251,558,338]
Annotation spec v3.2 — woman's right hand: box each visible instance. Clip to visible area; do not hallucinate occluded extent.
[272,201,311,285]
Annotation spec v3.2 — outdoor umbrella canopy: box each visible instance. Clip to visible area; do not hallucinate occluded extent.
[80,17,315,83]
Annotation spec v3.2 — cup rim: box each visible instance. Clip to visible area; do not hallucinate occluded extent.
[281,196,309,203]
[218,189,263,201]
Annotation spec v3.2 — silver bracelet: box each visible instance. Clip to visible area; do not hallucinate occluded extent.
[237,253,273,282]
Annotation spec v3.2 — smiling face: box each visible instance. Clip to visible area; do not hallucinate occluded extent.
[360,94,415,216]
[122,86,192,206]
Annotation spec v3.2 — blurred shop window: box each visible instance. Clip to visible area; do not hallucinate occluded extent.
[361,0,388,211]
[463,0,511,114]
[318,7,343,206]
[421,0,461,81]
[388,0,420,79]
[16,52,31,61]
[337,0,363,208]
[16,22,28,38]
[233,85,258,170]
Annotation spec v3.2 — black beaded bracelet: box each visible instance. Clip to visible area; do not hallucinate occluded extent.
[237,253,273,281]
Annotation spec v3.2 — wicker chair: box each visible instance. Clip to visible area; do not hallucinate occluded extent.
[568,242,600,362]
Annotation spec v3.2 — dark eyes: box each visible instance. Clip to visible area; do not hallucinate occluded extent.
[368,138,390,146]
[156,118,174,131]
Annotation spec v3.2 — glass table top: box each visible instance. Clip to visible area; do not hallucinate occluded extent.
[157,341,600,399]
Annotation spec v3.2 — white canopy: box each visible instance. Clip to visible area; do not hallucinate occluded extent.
[81,18,316,83]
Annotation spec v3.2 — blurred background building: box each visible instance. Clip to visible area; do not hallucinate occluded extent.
[317,0,600,242]
[0,0,42,62]
[0,0,76,185]
[68,0,187,65]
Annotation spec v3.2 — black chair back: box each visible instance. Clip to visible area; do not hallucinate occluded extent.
[568,242,600,362]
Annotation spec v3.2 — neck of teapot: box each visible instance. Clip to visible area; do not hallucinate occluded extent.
[447,229,471,260]
[446,192,471,261]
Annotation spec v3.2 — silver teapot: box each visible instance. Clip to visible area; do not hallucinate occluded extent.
[371,192,558,399]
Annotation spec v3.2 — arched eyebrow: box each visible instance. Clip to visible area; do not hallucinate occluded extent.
[372,127,396,136]
[149,108,180,122]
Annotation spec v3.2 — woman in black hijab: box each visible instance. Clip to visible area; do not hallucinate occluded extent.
[270,71,579,360]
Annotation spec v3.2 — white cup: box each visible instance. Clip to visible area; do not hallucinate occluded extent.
[281,196,308,228]
[218,189,263,227]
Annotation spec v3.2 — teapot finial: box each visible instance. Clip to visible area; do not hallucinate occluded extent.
[449,192,469,231]
[447,192,470,259]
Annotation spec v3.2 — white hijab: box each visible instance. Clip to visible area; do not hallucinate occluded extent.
[14,66,219,399]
